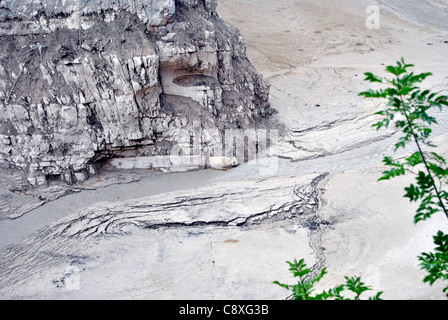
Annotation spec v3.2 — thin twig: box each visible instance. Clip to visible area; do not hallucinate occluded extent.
[399,91,448,220]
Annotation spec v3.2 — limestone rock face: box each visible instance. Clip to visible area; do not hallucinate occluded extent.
[0,0,271,186]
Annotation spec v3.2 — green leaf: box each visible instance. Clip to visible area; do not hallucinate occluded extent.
[378,167,405,181]
[404,184,422,202]
[416,171,433,190]
[359,89,387,98]
[383,156,403,167]
[369,292,384,300]
[394,138,408,151]
[386,65,407,76]
[418,231,448,295]
[405,152,423,167]
[273,281,290,290]
[412,72,432,83]
[431,152,447,165]
[418,90,430,99]
[414,194,439,223]
[395,120,406,128]
[428,162,448,178]
[363,72,383,83]
[344,276,372,300]
[427,92,438,101]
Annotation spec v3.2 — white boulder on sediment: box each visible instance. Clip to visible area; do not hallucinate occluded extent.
[208,156,238,170]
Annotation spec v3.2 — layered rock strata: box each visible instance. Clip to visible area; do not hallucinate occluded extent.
[0,0,271,186]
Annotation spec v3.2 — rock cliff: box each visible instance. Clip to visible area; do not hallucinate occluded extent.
[0,0,271,186]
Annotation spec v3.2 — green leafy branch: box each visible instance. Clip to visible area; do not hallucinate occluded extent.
[360,58,448,223]
[273,259,383,300]
[360,58,448,297]
[419,231,448,296]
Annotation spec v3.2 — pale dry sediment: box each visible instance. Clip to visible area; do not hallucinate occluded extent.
[1,0,448,300]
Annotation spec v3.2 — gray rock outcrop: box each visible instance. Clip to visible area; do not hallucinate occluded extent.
[0,0,271,186]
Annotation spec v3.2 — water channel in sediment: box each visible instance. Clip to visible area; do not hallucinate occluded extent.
[2,0,448,249]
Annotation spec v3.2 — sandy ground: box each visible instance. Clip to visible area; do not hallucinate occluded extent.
[1,0,448,300]
[218,0,448,299]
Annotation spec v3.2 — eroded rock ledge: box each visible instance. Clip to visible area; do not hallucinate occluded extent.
[0,0,271,187]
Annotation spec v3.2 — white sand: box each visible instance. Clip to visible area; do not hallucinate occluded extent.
[1,0,448,300]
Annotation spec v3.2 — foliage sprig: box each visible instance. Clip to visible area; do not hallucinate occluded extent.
[360,58,448,296]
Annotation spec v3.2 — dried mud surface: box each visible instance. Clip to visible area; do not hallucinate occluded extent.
[1,0,448,299]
